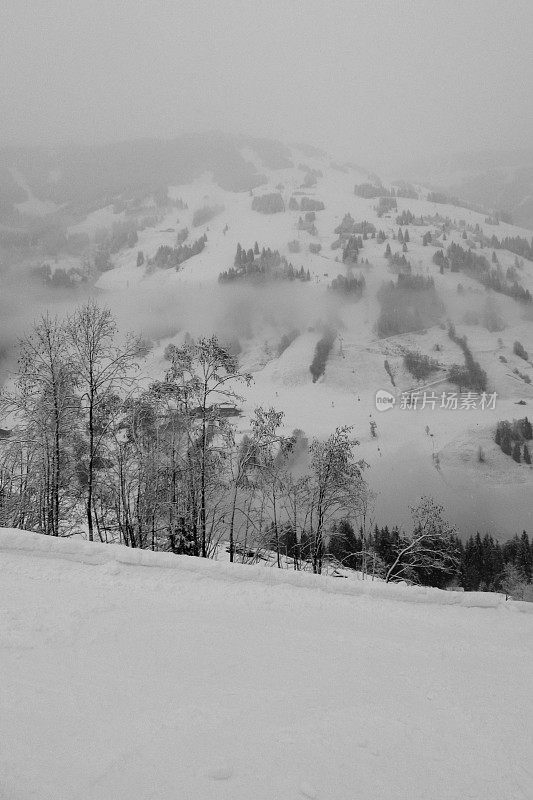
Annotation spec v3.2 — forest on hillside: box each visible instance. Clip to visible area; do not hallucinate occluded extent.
[0,302,532,600]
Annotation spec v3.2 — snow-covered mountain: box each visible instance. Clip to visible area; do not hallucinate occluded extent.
[3,137,533,535]
[80,143,533,537]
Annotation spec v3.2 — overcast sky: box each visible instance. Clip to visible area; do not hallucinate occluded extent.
[2,0,533,166]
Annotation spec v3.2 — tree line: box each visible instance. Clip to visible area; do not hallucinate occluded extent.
[314,513,533,597]
[437,243,532,304]
[219,242,310,283]
[461,531,533,599]
[376,275,443,338]
[2,302,530,597]
[149,234,207,271]
[0,304,369,573]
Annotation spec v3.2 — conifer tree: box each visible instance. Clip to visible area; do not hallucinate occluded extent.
[517,531,532,580]
[524,443,531,464]
[512,441,521,463]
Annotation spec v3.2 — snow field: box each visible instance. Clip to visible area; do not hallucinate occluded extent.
[1,529,532,800]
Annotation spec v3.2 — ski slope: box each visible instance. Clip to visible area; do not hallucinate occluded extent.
[1,529,532,800]
[83,147,533,535]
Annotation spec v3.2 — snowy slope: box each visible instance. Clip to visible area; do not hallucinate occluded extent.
[1,529,532,800]
[85,150,533,534]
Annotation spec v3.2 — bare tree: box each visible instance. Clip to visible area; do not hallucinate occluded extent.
[305,426,368,574]
[225,432,258,563]
[385,497,459,584]
[0,437,40,531]
[501,563,528,601]
[0,314,77,535]
[65,301,137,541]
[248,407,293,567]
[358,488,377,579]
[163,335,251,557]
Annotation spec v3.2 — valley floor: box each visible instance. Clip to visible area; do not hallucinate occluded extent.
[1,530,532,800]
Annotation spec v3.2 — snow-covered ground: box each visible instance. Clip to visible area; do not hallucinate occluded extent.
[1,528,532,800]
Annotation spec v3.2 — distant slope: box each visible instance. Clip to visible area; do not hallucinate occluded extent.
[91,147,533,535]
[0,133,296,216]
[402,148,533,230]
[3,138,533,536]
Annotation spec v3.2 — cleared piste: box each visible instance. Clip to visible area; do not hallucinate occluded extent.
[1,528,532,800]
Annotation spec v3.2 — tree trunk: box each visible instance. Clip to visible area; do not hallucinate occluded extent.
[229,480,239,563]
[87,394,94,542]
[200,402,207,558]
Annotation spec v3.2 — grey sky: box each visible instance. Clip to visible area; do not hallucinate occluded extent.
[2,0,533,165]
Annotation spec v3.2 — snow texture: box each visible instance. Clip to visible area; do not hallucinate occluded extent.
[1,527,532,800]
